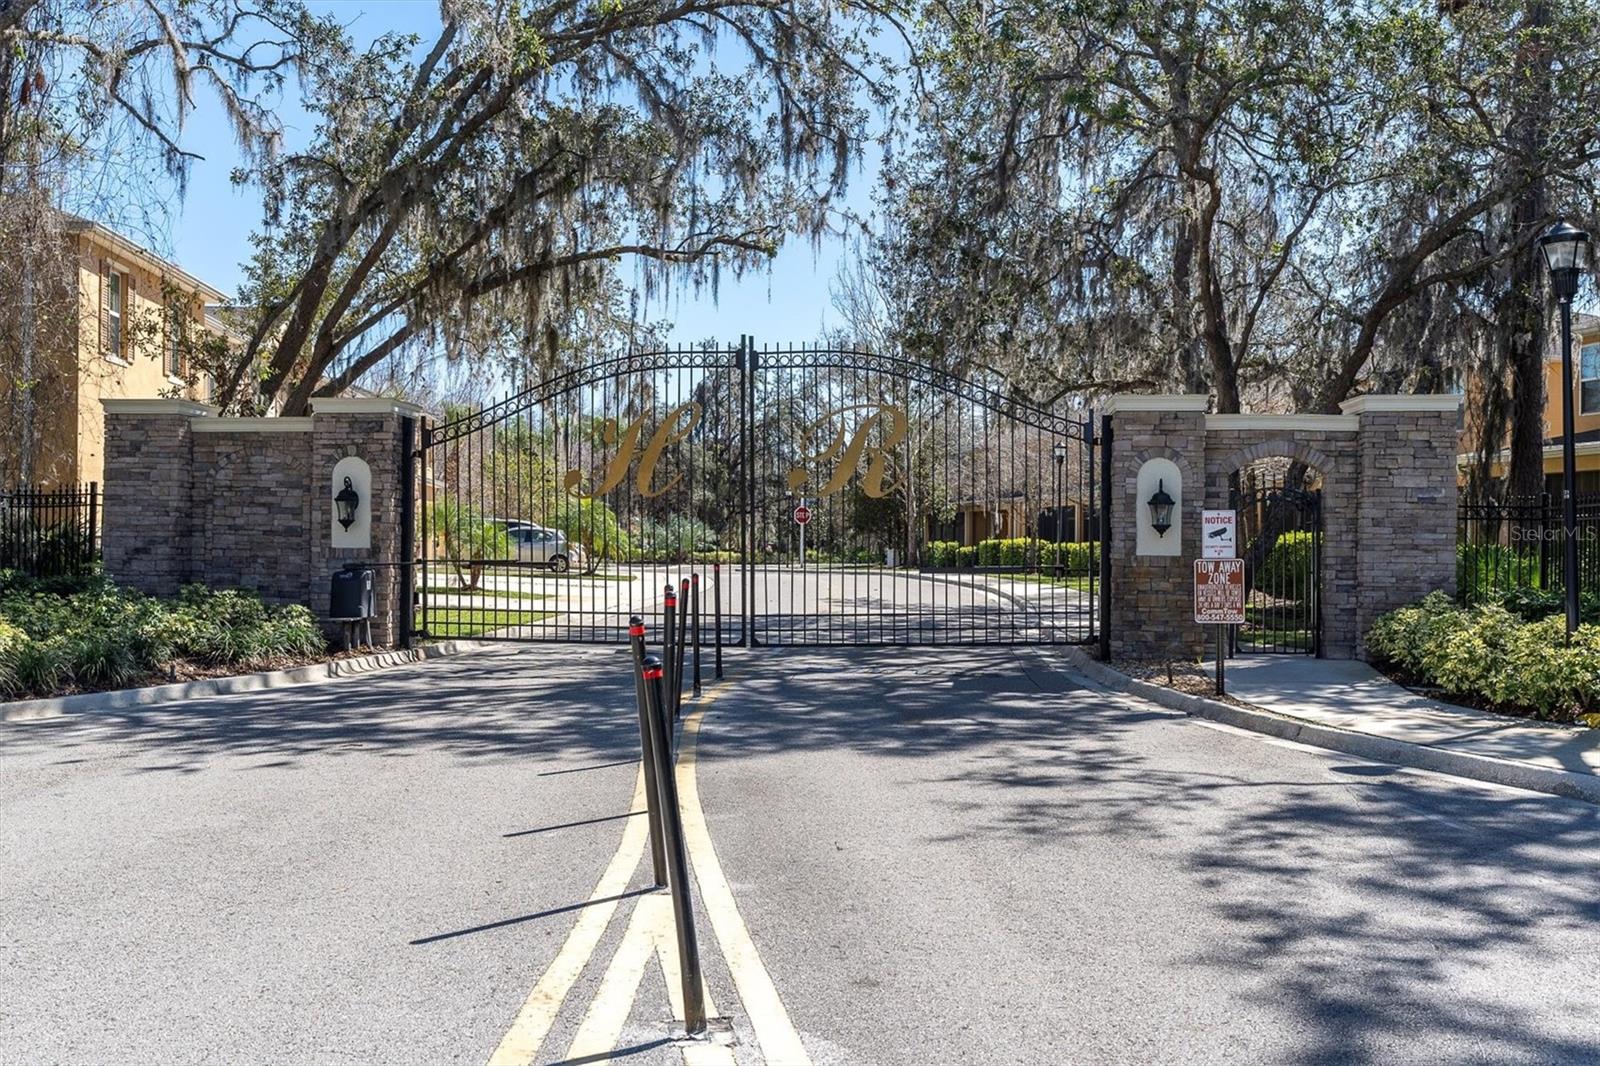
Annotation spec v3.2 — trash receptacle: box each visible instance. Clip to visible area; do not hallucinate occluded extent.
[330,565,374,618]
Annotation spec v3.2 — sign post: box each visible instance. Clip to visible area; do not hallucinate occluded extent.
[793,499,811,561]
[1194,557,1245,696]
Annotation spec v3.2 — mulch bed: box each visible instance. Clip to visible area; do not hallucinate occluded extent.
[1107,657,1253,709]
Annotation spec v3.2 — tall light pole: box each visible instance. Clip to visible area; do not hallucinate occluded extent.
[1538,221,1593,636]
[1052,441,1067,579]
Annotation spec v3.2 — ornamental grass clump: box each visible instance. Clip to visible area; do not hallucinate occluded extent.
[0,582,326,700]
[1366,592,1600,723]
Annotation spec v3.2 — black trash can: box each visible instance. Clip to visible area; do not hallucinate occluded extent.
[330,565,374,619]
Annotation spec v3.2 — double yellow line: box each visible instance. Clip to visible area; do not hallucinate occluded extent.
[487,683,810,1066]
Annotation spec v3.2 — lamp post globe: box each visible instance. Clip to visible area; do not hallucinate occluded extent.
[1540,221,1593,636]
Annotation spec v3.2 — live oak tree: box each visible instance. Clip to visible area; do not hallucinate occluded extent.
[871,0,1600,423]
[216,0,890,416]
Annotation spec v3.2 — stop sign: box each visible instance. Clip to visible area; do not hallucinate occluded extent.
[793,504,812,525]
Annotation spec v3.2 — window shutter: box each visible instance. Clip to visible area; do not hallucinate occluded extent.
[99,259,110,355]
[124,273,134,359]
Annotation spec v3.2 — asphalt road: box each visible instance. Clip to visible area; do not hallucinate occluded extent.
[453,564,1093,645]
[6,643,1600,1064]
[692,646,1600,1065]
[0,645,683,1065]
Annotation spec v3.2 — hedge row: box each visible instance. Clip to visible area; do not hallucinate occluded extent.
[926,538,1100,572]
[1366,591,1600,722]
[0,582,326,699]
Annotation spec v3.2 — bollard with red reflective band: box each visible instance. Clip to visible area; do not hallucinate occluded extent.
[641,652,707,1035]
[674,578,691,720]
[662,583,677,737]
[627,616,667,888]
[690,573,703,698]
[712,563,724,681]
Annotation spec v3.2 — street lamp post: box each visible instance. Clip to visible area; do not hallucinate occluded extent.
[1052,441,1067,578]
[1538,221,1593,636]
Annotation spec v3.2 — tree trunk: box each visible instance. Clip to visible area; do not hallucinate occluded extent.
[1503,0,1554,501]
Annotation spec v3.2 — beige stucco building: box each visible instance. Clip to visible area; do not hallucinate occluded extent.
[2,218,226,488]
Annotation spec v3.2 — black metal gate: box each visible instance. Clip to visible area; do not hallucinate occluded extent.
[412,339,1102,646]
[1230,470,1322,655]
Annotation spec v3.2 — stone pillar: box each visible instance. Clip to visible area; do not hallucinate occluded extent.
[100,398,216,596]
[309,398,425,647]
[1343,395,1462,654]
[1104,395,1209,660]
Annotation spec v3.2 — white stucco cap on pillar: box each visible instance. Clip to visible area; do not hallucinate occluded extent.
[101,398,219,417]
[1101,394,1211,416]
[309,397,429,418]
[1338,394,1462,415]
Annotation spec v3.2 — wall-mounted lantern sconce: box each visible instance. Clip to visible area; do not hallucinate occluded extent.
[334,476,361,530]
[1147,479,1175,536]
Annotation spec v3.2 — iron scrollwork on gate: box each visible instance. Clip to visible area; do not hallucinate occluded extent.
[411,340,1102,647]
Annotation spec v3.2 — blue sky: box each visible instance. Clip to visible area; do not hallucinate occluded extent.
[153,0,877,351]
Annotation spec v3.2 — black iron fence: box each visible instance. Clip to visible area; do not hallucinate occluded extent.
[0,483,100,581]
[1456,491,1600,604]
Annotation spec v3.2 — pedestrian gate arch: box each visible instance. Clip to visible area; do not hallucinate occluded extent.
[412,340,1103,646]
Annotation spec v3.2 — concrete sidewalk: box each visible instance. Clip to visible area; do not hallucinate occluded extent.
[1221,655,1600,780]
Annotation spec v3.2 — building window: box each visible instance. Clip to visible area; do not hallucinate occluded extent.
[165,300,183,378]
[1584,343,1600,416]
[1443,367,1466,429]
[106,271,124,360]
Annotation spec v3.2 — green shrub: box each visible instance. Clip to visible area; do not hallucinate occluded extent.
[1258,531,1315,590]
[0,583,328,700]
[1367,591,1600,722]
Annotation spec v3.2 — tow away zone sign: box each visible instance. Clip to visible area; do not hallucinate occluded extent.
[1194,558,1245,624]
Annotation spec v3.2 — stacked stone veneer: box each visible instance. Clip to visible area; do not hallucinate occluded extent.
[101,398,421,647]
[1105,394,1459,661]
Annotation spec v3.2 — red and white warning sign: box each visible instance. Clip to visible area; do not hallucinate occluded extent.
[793,504,812,525]
[1194,558,1245,624]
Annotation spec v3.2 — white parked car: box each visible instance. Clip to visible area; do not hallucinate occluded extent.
[502,521,584,573]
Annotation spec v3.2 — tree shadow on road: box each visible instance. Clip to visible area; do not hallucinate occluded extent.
[695,645,1600,1065]
[0,646,648,773]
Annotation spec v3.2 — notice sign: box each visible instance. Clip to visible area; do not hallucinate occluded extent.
[1201,510,1237,559]
[1194,558,1245,624]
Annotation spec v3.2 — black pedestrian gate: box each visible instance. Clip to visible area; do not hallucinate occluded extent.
[1230,472,1323,655]
[411,340,1103,647]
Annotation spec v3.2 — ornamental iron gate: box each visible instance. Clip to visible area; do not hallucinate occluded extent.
[1230,465,1323,656]
[413,340,1101,646]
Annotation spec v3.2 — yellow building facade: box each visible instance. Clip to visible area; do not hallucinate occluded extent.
[3,219,224,489]
[1461,312,1600,490]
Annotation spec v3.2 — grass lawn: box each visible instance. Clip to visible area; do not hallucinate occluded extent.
[421,607,553,638]
[1237,603,1314,650]
[475,566,636,582]
[967,571,1095,591]
[424,585,550,601]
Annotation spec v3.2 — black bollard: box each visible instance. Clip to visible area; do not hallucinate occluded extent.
[712,562,724,681]
[641,654,708,1035]
[691,573,703,698]
[662,582,678,732]
[627,616,668,888]
[675,577,690,720]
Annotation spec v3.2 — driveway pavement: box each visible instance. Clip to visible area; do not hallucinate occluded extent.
[0,645,673,1065]
[6,643,1600,1065]
[692,646,1600,1065]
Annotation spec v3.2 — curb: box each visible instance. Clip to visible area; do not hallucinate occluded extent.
[1057,646,1600,807]
[1,640,493,723]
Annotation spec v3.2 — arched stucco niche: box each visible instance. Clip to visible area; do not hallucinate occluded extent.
[1135,457,1183,557]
